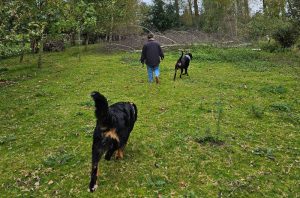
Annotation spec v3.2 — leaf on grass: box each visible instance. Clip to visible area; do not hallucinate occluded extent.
[34,181,40,188]
[48,180,54,185]
[180,181,187,188]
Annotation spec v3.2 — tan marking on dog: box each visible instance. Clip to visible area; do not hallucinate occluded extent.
[115,149,124,159]
[104,129,119,142]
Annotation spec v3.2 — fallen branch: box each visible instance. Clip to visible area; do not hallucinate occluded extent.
[155,35,177,44]
[107,43,137,51]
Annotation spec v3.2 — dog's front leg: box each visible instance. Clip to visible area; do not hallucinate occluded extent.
[184,68,189,76]
[180,68,183,78]
[89,140,104,192]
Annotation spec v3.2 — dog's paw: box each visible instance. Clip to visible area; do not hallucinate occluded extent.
[89,184,98,192]
[104,154,112,161]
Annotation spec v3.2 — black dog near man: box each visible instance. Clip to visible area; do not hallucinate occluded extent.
[173,50,193,81]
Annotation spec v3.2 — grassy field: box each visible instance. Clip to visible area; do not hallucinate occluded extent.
[0,45,299,197]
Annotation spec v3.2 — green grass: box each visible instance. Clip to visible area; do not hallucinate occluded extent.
[0,45,299,197]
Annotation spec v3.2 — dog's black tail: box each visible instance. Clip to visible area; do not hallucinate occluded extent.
[178,50,183,62]
[91,91,109,120]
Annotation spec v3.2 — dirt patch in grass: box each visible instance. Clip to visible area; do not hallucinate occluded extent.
[0,79,15,86]
[195,136,225,146]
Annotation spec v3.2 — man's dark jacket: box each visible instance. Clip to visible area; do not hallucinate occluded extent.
[140,39,164,67]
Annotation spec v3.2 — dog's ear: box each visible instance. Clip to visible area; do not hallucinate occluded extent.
[189,53,193,59]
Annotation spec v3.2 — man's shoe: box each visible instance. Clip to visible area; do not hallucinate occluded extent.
[155,77,160,84]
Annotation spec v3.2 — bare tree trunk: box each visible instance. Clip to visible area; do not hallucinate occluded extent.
[194,0,200,28]
[286,0,292,9]
[70,32,76,46]
[85,33,89,51]
[194,0,199,17]
[19,34,25,63]
[286,0,294,17]
[78,28,81,61]
[243,0,249,19]
[37,36,44,68]
[109,15,114,43]
[187,0,194,25]
[174,0,179,18]
[279,0,286,17]
[234,0,238,37]
[286,0,299,19]
[30,39,37,53]
[262,0,267,14]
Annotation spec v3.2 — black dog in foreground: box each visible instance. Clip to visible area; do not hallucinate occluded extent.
[173,51,193,81]
[89,91,137,192]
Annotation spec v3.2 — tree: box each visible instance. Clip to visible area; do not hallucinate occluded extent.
[0,1,31,60]
[272,23,298,48]
[181,5,193,27]
[194,0,199,17]
[80,1,97,48]
[174,0,180,19]
[144,0,180,31]
[148,0,166,31]
[287,0,300,26]
[165,3,179,28]
[233,0,251,37]
[59,0,79,46]
[29,0,66,67]
[243,0,250,19]
[262,0,286,18]
[187,0,194,25]
[201,0,232,33]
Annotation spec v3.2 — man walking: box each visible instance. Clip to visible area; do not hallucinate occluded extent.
[140,33,164,84]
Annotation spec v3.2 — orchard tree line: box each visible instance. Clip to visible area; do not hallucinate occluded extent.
[1,0,300,62]
[0,0,140,63]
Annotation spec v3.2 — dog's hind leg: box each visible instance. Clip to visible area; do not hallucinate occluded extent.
[180,68,183,78]
[104,148,117,161]
[115,145,126,159]
[104,149,115,161]
[115,148,124,159]
[89,141,104,192]
[104,140,118,161]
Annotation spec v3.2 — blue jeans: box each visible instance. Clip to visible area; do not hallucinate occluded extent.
[147,65,160,83]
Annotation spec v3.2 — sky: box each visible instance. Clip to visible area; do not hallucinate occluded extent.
[141,0,263,15]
